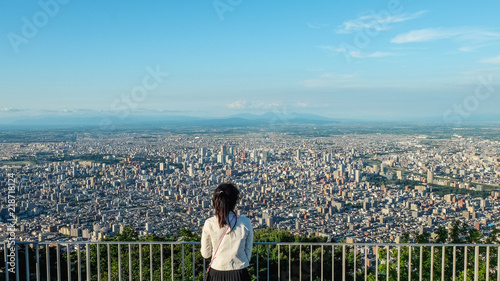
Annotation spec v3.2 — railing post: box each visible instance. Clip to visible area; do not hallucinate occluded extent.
[161,244,164,281]
[453,245,456,281]
[353,245,356,281]
[408,245,412,281]
[375,245,378,281]
[267,245,270,281]
[107,244,110,281]
[321,245,323,281]
[278,244,281,281]
[364,245,367,281]
[36,243,40,281]
[118,244,121,281]
[441,246,445,281]
[129,243,132,281]
[486,246,489,281]
[397,246,400,281]
[171,244,174,281]
[77,243,81,281]
[342,245,345,281]
[497,246,500,281]
[419,246,423,281]
[256,244,259,281]
[97,244,100,281]
[68,244,72,281]
[25,244,29,281]
[387,245,390,281]
[310,245,312,281]
[474,246,479,281]
[430,246,434,281]
[86,243,90,281]
[56,244,61,281]
[332,244,335,281]
[151,244,153,281]
[181,243,185,281]
[192,244,195,281]
[300,244,302,281]
[47,244,51,281]
[464,246,468,281]
[139,243,143,281]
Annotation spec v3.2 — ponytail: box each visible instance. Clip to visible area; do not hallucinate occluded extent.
[212,183,240,232]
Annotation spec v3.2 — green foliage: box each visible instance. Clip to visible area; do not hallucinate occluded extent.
[366,220,499,281]
[250,228,359,280]
[3,223,499,281]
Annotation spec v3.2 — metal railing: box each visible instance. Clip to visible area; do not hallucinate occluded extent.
[2,241,500,280]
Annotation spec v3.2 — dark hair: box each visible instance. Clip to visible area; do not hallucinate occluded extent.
[212,183,240,231]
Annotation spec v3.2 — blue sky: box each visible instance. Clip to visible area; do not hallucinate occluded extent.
[1,0,500,122]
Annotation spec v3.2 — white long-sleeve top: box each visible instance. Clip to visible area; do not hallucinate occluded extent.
[201,213,253,270]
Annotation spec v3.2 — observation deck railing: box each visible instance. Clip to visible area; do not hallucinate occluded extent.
[2,241,500,280]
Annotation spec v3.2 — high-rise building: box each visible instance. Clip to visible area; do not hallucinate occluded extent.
[323,153,331,163]
[296,149,301,160]
[221,145,228,155]
[146,223,153,233]
[200,147,207,157]
[427,170,433,184]
[217,154,225,163]
[265,217,274,227]
[339,165,344,177]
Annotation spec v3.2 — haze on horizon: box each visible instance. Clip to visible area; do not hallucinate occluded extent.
[1,1,500,123]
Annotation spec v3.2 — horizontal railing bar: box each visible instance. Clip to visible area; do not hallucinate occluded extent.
[10,241,500,247]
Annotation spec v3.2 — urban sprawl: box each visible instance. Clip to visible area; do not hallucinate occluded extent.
[1,132,500,243]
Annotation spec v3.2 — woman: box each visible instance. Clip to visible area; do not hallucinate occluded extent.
[201,183,253,281]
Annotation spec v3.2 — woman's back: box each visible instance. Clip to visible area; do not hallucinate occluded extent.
[201,212,253,271]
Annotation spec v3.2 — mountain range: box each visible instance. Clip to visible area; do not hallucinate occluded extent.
[0,112,337,129]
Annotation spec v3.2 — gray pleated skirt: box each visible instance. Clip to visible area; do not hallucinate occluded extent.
[206,267,251,281]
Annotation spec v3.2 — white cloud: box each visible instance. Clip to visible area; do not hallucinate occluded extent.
[391,28,459,43]
[294,102,331,109]
[336,10,426,34]
[0,108,23,112]
[226,100,247,109]
[319,46,396,59]
[392,28,500,44]
[249,102,283,109]
[458,43,500,53]
[480,55,500,64]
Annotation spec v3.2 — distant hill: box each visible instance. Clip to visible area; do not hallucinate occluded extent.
[0,112,336,129]
[230,112,334,122]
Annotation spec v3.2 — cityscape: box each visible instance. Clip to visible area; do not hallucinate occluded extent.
[1,125,499,245]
